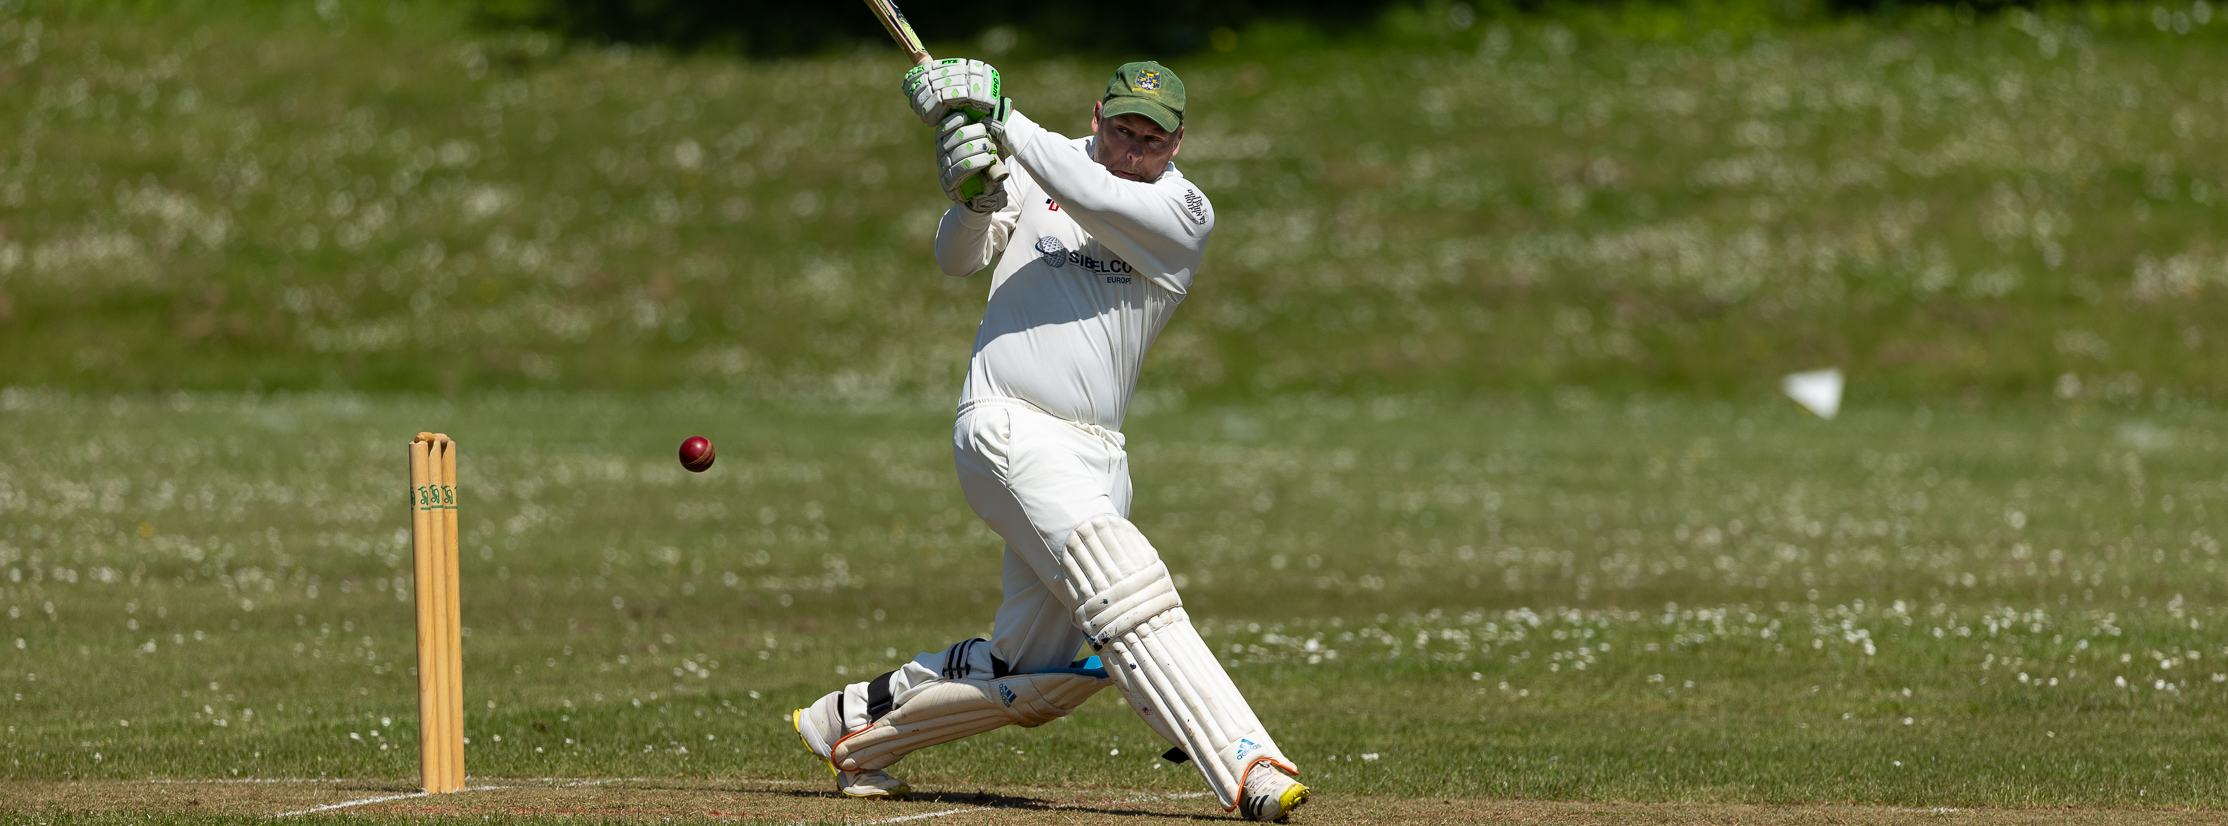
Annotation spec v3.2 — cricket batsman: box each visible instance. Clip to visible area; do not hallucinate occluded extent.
[787,60,1310,822]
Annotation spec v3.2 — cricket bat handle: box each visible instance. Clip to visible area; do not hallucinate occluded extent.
[863,0,935,66]
[864,0,1003,195]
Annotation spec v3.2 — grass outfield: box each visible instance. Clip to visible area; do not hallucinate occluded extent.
[9,0,2228,820]
[5,392,2228,815]
[3,1,2227,400]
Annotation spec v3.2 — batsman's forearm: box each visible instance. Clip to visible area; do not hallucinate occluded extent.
[934,204,1005,277]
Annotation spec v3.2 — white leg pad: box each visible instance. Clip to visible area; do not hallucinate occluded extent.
[831,669,1108,771]
[1063,515,1299,811]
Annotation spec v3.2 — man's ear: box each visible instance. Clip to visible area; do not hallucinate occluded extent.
[1169,126,1183,158]
[1090,101,1104,134]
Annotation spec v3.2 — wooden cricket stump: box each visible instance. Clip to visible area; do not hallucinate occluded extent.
[408,432,466,793]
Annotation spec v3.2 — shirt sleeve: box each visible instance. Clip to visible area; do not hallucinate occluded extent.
[933,184,1024,277]
[996,110,1214,296]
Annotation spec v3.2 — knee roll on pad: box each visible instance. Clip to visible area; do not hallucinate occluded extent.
[1062,515,1299,811]
[830,670,1108,772]
[1065,519,1185,649]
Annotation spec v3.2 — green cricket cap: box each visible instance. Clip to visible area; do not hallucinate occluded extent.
[1102,61,1185,132]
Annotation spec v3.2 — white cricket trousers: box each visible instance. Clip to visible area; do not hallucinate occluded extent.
[954,397,1134,674]
[812,397,1129,735]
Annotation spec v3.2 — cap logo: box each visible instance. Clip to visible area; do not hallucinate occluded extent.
[1137,70,1161,91]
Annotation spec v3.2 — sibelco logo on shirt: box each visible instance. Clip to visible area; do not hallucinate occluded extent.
[1182,188,1206,224]
[1037,235,1135,277]
[1036,236,1068,268]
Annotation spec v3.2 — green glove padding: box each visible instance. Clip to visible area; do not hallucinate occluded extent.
[937,112,1008,213]
[904,58,1001,126]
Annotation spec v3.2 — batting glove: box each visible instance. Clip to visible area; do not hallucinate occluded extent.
[937,113,1008,213]
[903,58,1002,125]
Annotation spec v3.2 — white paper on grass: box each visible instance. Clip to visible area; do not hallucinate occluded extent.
[1781,368,1844,420]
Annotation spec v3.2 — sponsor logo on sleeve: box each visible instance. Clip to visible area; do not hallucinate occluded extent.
[1182,188,1207,224]
[1036,236,1068,268]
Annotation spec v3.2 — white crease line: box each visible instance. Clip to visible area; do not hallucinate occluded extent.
[264,777,646,817]
[234,778,1205,821]
[269,791,430,818]
[855,806,997,825]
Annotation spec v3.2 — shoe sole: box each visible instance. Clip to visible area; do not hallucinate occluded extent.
[864,780,914,801]
[1277,783,1310,820]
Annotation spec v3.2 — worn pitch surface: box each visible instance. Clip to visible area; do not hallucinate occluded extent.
[7,779,2227,824]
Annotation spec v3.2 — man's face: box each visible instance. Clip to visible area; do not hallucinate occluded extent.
[1090,101,1183,183]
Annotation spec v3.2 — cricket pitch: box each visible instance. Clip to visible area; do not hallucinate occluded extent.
[5,778,2224,825]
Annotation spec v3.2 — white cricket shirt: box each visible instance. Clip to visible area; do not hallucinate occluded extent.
[934,110,1216,432]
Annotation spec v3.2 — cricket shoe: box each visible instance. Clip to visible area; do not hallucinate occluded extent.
[1235,761,1309,822]
[790,704,912,800]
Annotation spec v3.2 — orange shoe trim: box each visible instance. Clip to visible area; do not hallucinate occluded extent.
[1221,755,1302,813]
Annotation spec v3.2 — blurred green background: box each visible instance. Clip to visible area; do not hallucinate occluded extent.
[3,0,2222,405]
[10,0,2228,808]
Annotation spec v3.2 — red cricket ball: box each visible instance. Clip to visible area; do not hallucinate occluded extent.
[679,436,715,472]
